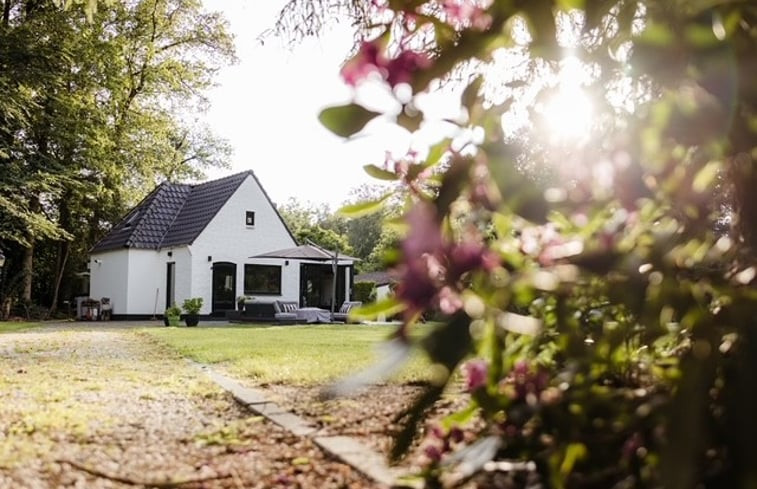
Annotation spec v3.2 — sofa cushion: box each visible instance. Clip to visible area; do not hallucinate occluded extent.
[339,301,361,313]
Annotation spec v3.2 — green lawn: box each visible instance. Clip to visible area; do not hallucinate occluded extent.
[0,321,39,333]
[143,323,432,386]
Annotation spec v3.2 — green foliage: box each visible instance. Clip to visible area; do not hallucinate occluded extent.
[352,281,376,304]
[0,0,234,315]
[338,195,391,218]
[313,0,757,487]
[277,188,402,272]
[165,306,181,317]
[318,103,381,137]
[277,198,354,254]
[181,298,203,315]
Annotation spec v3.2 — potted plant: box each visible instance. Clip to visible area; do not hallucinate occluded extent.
[236,295,252,311]
[164,305,181,327]
[182,297,203,327]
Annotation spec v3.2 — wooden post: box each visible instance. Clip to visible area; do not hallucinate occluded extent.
[331,250,338,316]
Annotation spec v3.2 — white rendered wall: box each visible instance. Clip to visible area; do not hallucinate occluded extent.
[124,249,163,315]
[144,246,193,312]
[169,247,192,309]
[375,284,392,301]
[189,175,298,314]
[89,249,129,315]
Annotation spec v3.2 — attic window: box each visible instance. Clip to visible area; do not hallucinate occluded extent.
[245,211,255,227]
[123,211,139,228]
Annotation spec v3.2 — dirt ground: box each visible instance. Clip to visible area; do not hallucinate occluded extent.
[0,327,376,489]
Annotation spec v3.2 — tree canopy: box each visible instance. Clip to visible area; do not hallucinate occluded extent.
[0,0,234,316]
[277,186,401,272]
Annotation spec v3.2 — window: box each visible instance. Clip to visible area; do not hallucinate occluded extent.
[166,262,175,307]
[244,264,281,295]
[245,211,255,226]
[123,210,140,228]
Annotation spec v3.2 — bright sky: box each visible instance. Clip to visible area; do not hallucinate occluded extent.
[202,0,395,208]
[202,0,468,209]
[201,2,596,209]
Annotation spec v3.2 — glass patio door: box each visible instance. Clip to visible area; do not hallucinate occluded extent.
[211,262,236,315]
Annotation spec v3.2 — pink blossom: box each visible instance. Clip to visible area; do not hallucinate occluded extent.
[340,39,432,88]
[502,361,550,401]
[463,359,488,392]
[340,41,382,87]
[402,203,443,260]
[429,424,445,439]
[438,286,463,314]
[423,444,442,462]
[447,240,498,281]
[622,432,643,459]
[395,203,500,318]
[448,426,464,443]
[385,50,432,87]
[441,0,491,30]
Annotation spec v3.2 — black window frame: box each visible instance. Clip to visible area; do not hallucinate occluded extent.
[245,211,255,227]
[244,264,281,295]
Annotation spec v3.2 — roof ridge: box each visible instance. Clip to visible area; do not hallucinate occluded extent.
[305,240,334,257]
[191,170,254,189]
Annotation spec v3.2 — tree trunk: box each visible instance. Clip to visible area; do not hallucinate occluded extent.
[20,242,32,303]
[47,241,69,318]
[20,196,40,304]
[2,0,11,26]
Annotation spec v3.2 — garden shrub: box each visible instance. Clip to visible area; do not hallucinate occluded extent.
[320,1,757,488]
[353,281,376,304]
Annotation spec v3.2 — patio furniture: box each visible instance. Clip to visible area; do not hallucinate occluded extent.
[332,301,362,323]
[296,307,332,324]
[100,297,112,321]
[243,301,276,321]
[80,298,101,320]
[273,300,299,323]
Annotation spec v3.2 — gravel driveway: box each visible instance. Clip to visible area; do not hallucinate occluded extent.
[0,325,373,489]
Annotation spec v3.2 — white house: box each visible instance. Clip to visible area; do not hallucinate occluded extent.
[89,171,356,318]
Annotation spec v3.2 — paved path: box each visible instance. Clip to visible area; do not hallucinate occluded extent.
[0,326,374,489]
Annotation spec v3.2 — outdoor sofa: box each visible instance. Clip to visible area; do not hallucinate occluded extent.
[332,301,362,323]
[273,300,299,323]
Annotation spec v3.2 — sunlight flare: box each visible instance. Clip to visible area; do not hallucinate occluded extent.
[538,56,593,145]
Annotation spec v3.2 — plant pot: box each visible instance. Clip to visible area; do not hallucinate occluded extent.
[167,315,181,327]
[184,314,199,327]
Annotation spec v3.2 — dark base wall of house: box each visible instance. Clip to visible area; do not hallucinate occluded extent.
[108,314,228,321]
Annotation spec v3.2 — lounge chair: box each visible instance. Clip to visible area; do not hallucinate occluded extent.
[332,301,362,323]
[273,300,299,323]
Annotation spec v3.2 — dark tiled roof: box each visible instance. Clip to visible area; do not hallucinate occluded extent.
[91,183,191,252]
[91,171,294,253]
[354,271,395,285]
[251,243,358,262]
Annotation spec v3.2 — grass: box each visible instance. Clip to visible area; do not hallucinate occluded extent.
[143,323,433,386]
[0,322,39,333]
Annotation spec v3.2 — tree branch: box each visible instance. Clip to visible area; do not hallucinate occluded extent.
[56,459,231,488]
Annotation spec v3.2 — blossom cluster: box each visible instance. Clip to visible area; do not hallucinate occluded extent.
[340,39,431,88]
[394,202,498,318]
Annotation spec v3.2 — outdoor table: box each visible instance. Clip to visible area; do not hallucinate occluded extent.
[296,307,332,324]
